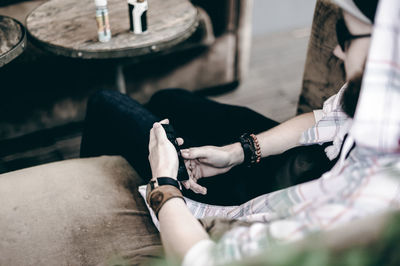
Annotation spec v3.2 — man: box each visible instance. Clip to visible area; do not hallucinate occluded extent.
[147,0,400,264]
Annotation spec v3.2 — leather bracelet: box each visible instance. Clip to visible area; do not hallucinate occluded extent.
[239,133,254,166]
[239,133,261,167]
[146,178,185,217]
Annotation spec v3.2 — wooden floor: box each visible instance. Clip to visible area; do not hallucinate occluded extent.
[0,28,310,173]
[211,27,310,122]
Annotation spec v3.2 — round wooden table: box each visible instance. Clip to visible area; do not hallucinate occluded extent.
[0,16,27,67]
[26,0,199,92]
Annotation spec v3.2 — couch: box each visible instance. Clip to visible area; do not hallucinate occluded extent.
[0,156,163,265]
[0,0,252,142]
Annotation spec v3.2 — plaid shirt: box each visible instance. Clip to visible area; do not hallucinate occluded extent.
[139,0,400,264]
[299,84,352,160]
[182,0,400,264]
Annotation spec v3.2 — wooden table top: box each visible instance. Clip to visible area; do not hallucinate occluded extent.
[26,0,198,59]
[0,15,26,67]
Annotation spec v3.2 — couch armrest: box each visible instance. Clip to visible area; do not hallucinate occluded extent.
[0,156,162,265]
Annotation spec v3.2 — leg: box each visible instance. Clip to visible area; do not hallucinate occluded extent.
[80,90,159,180]
[146,89,278,147]
[81,89,334,205]
[146,89,334,205]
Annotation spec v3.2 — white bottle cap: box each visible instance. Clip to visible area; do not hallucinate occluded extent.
[94,0,107,6]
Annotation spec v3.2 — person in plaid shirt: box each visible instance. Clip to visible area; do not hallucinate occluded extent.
[140,0,400,265]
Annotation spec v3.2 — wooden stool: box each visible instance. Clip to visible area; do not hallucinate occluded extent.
[26,0,199,93]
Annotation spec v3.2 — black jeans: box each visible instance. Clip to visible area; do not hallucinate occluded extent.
[81,89,335,205]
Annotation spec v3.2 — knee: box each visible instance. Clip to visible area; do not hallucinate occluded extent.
[87,90,119,112]
[148,88,190,106]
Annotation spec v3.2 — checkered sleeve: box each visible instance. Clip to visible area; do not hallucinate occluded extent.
[299,84,349,145]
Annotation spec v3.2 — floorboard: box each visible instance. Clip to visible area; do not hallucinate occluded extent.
[211,28,310,122]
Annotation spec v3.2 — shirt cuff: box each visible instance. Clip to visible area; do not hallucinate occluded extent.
[313,109,324,123]
[182,239,216,266]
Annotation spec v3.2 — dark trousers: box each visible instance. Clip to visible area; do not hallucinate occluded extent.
[80,89,335,205]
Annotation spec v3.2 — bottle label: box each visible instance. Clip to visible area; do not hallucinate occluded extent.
[96,8,111,42]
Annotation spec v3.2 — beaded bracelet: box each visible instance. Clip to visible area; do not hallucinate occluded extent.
[250,134,262,163]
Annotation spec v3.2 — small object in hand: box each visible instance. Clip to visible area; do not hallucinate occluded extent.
[94,0,111,42]
[128,0,148,34]
[161,124,190,181]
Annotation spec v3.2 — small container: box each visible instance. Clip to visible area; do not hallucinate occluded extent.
[95,0,111,42]
[128,0,148,34]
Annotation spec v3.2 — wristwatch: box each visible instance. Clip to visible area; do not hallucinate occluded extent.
[146,177,185,217]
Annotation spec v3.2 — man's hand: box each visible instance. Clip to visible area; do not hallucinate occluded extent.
[180,143,244,194]
[148,119,183,180]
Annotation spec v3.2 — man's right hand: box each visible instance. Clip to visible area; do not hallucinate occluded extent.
[180,143,244,194]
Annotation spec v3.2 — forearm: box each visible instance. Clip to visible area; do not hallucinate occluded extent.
[158,198,210,261]
[257,112,316,157]
[229,112,316,165]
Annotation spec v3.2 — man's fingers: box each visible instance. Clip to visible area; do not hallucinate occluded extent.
[188,180,207,195]
[159,118,169,124]
[182,180,191,190]
[181,147,208,159]
[176,137,184,146]
[149,127,156,147]
[152,122,167,141]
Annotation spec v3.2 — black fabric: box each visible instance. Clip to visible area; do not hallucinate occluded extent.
[81,89,336,206]
[354,0,379,23]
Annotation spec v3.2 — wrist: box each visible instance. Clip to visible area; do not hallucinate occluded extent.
[158,197,187,218]
[238,133,262,167]
[152,168,178,180]
[226,142,244,166]
[146,179,184,217]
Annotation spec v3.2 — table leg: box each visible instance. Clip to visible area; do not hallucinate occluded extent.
[116,64,127,94]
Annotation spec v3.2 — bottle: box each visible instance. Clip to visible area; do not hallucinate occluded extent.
[95,0,111,42]
[128,0,148,34]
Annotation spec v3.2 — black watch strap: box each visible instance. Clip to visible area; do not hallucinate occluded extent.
[156,177,180,190]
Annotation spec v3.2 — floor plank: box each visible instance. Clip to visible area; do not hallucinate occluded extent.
[211,28,310,122]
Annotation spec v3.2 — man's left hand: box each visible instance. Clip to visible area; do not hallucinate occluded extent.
[148,119,182,180]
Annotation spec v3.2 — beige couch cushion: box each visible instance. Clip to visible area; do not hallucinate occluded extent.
[0,156,161,266]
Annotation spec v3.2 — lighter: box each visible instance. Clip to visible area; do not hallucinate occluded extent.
[127,0,148,34]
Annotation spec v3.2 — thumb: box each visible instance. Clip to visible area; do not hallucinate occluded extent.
[153,123,166,141]
[181,147,209,160]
